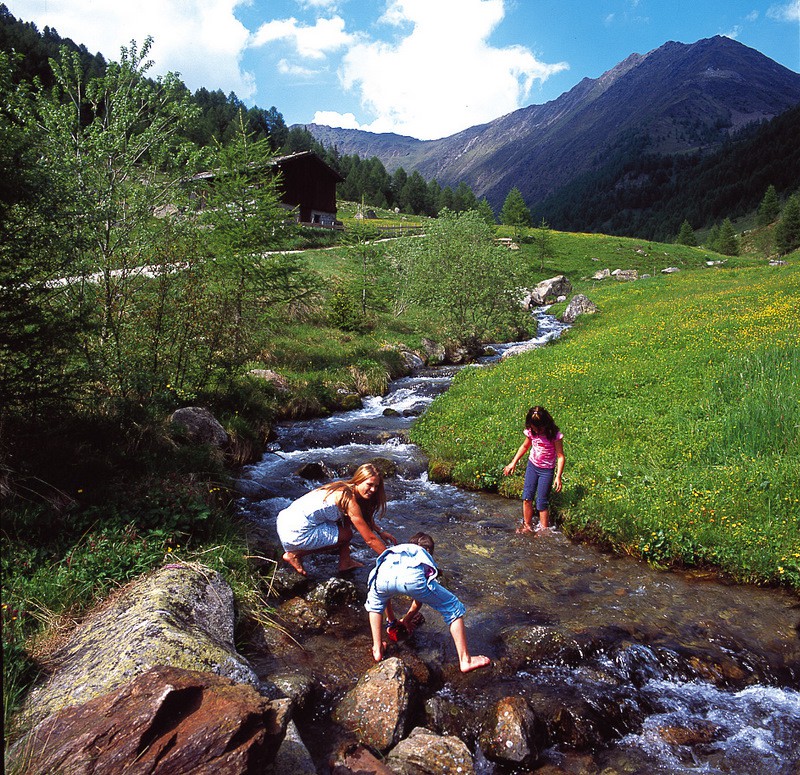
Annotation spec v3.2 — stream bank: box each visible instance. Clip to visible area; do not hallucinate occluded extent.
[238,312,800,774]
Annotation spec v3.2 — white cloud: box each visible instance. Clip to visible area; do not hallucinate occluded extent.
[278,58,319,78]
[767,0,800,22]
[297,0,341,9]
[9,0,255,98]
[723,25,743,39]
[311,110,361,128]
[251,15,355,59]
[335,0,568,139]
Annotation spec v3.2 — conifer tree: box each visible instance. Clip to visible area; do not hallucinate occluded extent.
[676,220,697,246]
[476,198,496,225]
[757,185,780,227]
[500,187,532,233]
[774,194,800,255]
[716,218,739,256]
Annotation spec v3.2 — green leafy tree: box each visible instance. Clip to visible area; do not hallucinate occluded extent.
[342,220,382,317]
[34,38,203,396]
[0,51,89,414]
[394,209,527,345]
[201,112,314,372]
[500,187,532,236]
[676,220,697,246]
[453,181,477,213]
[774,194,800,255]
[756,185,780,227]
[532,218,557,271]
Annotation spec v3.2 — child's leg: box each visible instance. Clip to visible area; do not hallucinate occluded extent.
[535,467,555,530]
[369,610,385,662]
[518,499,536,532]
[519,461,539,532]
[449,617,491,673]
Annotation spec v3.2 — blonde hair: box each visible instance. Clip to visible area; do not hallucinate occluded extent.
[321,463,386,524]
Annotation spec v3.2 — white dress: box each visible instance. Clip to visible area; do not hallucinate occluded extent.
[276,488,342,551]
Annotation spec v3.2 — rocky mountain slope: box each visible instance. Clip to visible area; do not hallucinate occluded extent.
[304,36,800,214]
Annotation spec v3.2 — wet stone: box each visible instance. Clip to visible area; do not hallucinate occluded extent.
[277,597,328,636]
[386,726,476,774]
[478,695,542,768]
[333,657,416,753]
[307,577,359,608]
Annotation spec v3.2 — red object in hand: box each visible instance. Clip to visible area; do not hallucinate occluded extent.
[385,620,408,642]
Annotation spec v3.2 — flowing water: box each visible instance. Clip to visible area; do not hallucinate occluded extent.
[238,312,800,774]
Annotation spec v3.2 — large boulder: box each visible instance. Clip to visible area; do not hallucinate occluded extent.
[18,564,265,730]
[561,294,599,323]
[8,666,289,775]
[170,406,229,448]
[478,696,541,768]
[385,726,476,774]
[333,657,416,752]
[526,275,573,306]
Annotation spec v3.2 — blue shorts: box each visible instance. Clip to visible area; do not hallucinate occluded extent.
[365,558,466,625]
[522,461,555,511]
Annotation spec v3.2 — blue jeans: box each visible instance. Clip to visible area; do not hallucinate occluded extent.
[365,558,466,625]
[522,461,555,511]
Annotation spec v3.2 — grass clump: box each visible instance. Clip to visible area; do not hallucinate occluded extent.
[410,256,800,588]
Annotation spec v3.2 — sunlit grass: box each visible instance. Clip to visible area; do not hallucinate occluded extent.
[411,256,800,588]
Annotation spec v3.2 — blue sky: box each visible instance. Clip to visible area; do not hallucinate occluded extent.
[8,0,800,140]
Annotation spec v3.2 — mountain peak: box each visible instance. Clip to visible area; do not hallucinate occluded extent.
[305,35,800,218]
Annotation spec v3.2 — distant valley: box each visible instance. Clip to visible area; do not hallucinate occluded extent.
[302,36,800,239]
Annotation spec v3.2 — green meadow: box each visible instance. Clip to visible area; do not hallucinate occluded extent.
[411,239,800,588]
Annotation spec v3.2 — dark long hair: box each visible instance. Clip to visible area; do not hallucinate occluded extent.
[524,406,559,440]
[321,463,386,523]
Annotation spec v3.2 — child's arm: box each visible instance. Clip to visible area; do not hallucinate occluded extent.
[553,437,565,492]
[503,438,532,476]
[398,599,423,628]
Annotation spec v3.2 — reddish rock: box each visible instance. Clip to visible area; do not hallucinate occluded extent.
[332,657,415,753]
[8,666,290,775]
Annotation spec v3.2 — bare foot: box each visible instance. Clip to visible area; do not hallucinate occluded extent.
[372,642,385,662]
[338,557,364,572]
[460,655,491,673]
[282,552,307,576]
[515,524,534,534]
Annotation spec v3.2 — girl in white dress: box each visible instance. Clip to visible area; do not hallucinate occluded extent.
[276,463,397,576]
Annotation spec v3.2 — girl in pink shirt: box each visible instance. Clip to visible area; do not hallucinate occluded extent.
[503,406,565,534]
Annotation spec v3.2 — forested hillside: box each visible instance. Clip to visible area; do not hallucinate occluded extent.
[535,102,800,240]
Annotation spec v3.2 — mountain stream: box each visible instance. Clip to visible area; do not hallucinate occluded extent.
[237,311,800,774]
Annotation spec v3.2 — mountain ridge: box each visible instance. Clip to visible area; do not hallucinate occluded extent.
[301,36,800,220]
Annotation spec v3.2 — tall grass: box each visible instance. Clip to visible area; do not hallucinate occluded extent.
[411,254,800,588]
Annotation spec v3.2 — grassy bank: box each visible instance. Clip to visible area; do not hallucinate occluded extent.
[411,244,799,589]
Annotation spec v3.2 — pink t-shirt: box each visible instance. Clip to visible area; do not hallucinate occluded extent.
[524,428,563,469]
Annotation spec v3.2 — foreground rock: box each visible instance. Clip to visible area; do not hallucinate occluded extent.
[9,666,289,775]
[333,657,416,752]
[386,726,476,774]
[18,564,265,729]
